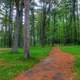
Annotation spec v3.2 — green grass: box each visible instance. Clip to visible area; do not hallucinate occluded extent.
[61,46,80,80]
[0,47,52,80]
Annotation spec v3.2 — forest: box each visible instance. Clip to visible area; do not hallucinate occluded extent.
[0,0,80,80]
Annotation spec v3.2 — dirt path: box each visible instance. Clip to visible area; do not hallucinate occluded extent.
[15,48,74,80]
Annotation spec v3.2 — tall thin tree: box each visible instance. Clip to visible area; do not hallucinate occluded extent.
[24,0,30,58]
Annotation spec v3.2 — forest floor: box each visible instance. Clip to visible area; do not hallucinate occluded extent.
[15,48,75,80]
[61,46,80,80]
[0,47,51,80]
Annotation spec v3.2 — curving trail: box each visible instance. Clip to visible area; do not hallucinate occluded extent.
[15,48,74,80]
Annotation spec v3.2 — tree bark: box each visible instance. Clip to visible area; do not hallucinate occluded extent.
[12,3,19,53]
[24,0,30,59]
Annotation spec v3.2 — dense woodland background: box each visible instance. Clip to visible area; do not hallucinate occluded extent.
[0,0,80,58]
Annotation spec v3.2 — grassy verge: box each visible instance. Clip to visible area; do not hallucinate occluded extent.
[0,47,52,80]
[61,46,80,80]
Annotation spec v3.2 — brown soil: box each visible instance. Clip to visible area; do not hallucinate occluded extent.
[15,48,74,80]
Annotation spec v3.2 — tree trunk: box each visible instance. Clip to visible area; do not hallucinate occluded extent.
[8,1,13,48]
[40,2,47,46]
[18,0,23,48]
[24,0,30,59]
[31,8,35,46]
[12,4,19,53]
